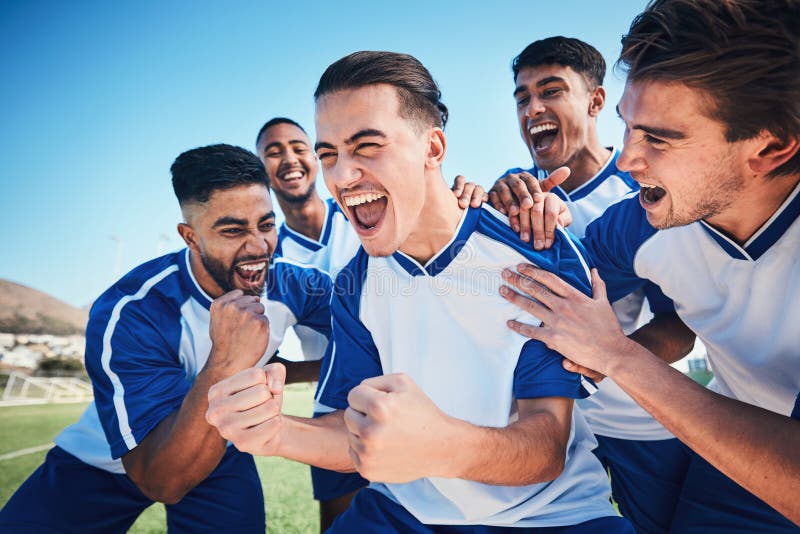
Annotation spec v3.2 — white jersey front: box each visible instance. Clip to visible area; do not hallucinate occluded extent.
[503,149,675,440]
[317,206,620,527]
[275,198,361,361]
[584,182,800,419]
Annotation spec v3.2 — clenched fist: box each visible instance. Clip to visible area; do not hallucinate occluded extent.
[208,290,270,374]
[206,364,286,456]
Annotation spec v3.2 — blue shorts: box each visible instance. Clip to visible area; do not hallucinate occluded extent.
[327,488,634,533]
[669,448,797,533]
[592,435,690,534]
[310,411,368,501]
[0,445,264,533]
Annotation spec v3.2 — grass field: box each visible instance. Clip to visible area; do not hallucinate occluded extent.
[0,385,320,533]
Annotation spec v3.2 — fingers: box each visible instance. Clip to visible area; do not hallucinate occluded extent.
[451,175,466,197]
[557,203,573,228]
[542,196,561,248]
[540,166,570,192]
[499,284,553,324]
[590,269,608,302]
[509,173,535,211]
[470,184,486,208]
[491,177,521,217]
[563,359,606,382]
[506,319,549,344]
[501,268,561,308]
[516,264,577,299]
[343,405,368,437]
[208,368,266,404]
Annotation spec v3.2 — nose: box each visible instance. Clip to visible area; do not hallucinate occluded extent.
[526,96,546,119]
[244,229,271,257]
[325,153,362,191]
[616,128,645,173]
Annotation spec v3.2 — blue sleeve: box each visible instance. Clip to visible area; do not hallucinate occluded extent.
[642,280,675,314]
[582,195,660,303]
[84,293,189,459]
[315,256,383,410]
[513,340,593,399]
[269,261,333,337]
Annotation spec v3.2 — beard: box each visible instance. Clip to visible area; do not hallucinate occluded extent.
[274,181,317,205]
[199,251,270,296]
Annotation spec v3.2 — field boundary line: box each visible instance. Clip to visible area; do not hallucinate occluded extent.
[0,443,53,461]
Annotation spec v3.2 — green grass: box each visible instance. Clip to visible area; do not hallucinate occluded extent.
[1,385,320,533]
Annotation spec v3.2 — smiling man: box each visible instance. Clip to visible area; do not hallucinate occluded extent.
[500,0,800,530]
[207,52,633,533]
[489,37,695,534]
[0,144,332,533]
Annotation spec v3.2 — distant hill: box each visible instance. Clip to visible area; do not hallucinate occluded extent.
[0,280,88,335]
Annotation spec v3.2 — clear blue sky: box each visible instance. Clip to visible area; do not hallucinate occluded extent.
[0,0,647,307]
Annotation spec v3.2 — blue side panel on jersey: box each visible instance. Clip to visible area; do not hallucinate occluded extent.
[266,260,333,336]
[475,206,593,296]
[792,393,800,420]
[84,252,191,459]
[581,195,659,303]
[642,280,675,314]
[316,249,383,410]
[514,340,591,400]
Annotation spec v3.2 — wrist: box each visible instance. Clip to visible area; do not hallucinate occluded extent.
[432,415,473,479]
[603,336,645,379]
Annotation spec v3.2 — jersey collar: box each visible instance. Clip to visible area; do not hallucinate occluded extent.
[277,198,339,252]
[529,147,631,202]
[180,248,213,309]
[699,179,800,261]
[392,206,481,277]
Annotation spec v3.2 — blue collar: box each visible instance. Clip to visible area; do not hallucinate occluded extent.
[534,148,634,202]
[277,198,340,252]
[179,248,213,309]
[699,180,800,261]
[392,206,481,277]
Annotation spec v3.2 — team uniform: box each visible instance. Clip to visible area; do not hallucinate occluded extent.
[581,181,800,532]
[503,149,690,533]
[0,249,332,533]
[274,197,368,502]
[317,205,633,533]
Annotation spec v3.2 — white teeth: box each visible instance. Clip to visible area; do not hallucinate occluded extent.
[282,171,303,180]
[640,183,659,189]
[238,262,266,272]
[529,123,558,135]
[344,192,386,207]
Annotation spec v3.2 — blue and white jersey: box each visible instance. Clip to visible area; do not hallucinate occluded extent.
[275,198,361,277]
[316,205,618,527]
[55,249,331,474]
[275,198,361,362]
[583,181,800,419]
[502,149,674,441]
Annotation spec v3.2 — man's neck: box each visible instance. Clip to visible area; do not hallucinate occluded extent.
[399,176,465,266]
[279,193,327,242]
[546,132,611,193]
[188,249,223,299]
[705,174,800,245]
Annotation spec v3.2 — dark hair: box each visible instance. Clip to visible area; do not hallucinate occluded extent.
[171,144,268,205]
[512,36,606,89]
[255,117,307,149]
[618,0,800,176]
[314,51,448,130]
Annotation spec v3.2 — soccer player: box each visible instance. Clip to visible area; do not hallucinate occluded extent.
[0,144,332,533]
[254,116,490,530]
[490,37,694,534]
[207,51,634,533]
[500,0,800,530]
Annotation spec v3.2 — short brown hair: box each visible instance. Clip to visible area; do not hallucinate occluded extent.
[314,51,448,131]
[618,0,800,176]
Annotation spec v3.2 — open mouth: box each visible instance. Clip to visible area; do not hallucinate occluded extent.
[529,122,559,152]
[344,192,388,231]
[233,259,268,293]
[278,170,305,183]
[640,183,667,205]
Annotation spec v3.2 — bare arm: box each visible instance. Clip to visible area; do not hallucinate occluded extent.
[344,374,572,485]
[502,266,800,525]
[122,291,274,504]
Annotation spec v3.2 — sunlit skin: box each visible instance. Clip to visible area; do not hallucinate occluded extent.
[178,183,277,297]
[314,84,461,263]
[514,65,609,192]
[257,122,320,206]
[616,79,799,242]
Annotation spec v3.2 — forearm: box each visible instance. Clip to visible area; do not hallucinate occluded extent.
[445,406,569,486]
[277,411,355,472]
[607,341,800,525]
[268,355,322,383]
[122,366,230,504]
[628,312,695,364]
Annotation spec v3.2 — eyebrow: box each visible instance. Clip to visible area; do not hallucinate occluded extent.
[513,76,567,97]
[615,105,686,140]
[263,139,308,153]
[212,211,275,228]
[314,128,387,152]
